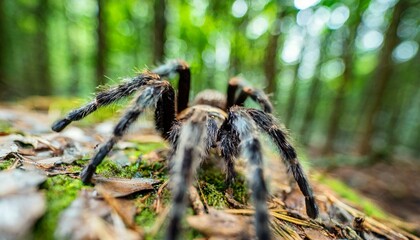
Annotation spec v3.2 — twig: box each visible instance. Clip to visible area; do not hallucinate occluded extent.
[154,180,169,214]
[197,181,209,212]
[189,186,205,215]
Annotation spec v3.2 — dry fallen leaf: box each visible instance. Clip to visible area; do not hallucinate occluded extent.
[56,190,140,240]
[0,169,46,196]
[93,176,160,198]
[0,169,46,239]
[0,142,18,159]
[187,208,255,239]
[0,191,46,239]
[304,228,333,240]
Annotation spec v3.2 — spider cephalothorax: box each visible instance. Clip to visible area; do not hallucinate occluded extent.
[52,59,318,240]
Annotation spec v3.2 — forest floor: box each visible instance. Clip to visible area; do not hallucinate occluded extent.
[324,160,420,225]
[0,98,419,240]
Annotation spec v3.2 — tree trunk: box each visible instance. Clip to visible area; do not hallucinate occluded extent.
[0,0,8,100]
[357,0,407,155]
[385,50,420,157]
[285,60,302,127]
[153,0,167,63]
[300,34,331,145]
[96,0,107,86]
[322,1,365,155]
[264,6,284,97]
[66,25,80,95]
[35,0,52,96]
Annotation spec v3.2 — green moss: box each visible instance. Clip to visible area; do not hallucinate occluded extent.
[199,181,228,207]
[135,190,202,240]
[0,159,13,170]
[34,175,88,239]
[93,141,168,179]
[197,163,248,204]
[135,193,160,228]
[96,159,136,178]
[315,174,388,219]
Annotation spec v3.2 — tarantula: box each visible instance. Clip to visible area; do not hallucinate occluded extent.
[52,60,318,240]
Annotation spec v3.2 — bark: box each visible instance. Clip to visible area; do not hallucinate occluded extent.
[35,0,52,96]
[96,0,107,86]
[357,0,407,155]
[153,0,167,63]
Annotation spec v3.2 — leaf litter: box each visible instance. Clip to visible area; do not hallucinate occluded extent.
[56,190,141,240]
[0,103,418,239]
[0,169,47,239]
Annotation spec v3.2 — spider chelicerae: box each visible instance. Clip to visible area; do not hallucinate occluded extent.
[52,59,318,240]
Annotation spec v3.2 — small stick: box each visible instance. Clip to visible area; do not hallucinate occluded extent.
[189,186,205,215]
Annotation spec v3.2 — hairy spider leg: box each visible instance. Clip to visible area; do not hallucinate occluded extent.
[166,112,208,240]
[246,108,319,219]
[52,60,189,133]
[226,77,240,110]
[226,77,273,113]
[80,81,176,184]
[152,59,191,113]
[220,108,271,240]
[235,87,273,113]
[51,72,160,132]
[217,116,239,188]
[154,82,177,139]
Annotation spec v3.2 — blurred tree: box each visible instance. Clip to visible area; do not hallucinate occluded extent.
[357,0,408,155]
[264,2,285,97]
[0,0,419,159]
[96,0,107,86]
[300,33,332,145]
[35,0,52,95]
[285,30,305,127]
[322,0,368,155]
[66,20,80,95]
[0,0,7,100]
[153,0,167,63]
[285,27,308,127]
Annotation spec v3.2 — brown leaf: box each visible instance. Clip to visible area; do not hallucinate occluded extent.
[93,177,160,198]
[56,190,141,240]
[96,186,138,228]
[304,228,334,240]
[187,208,255,239]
